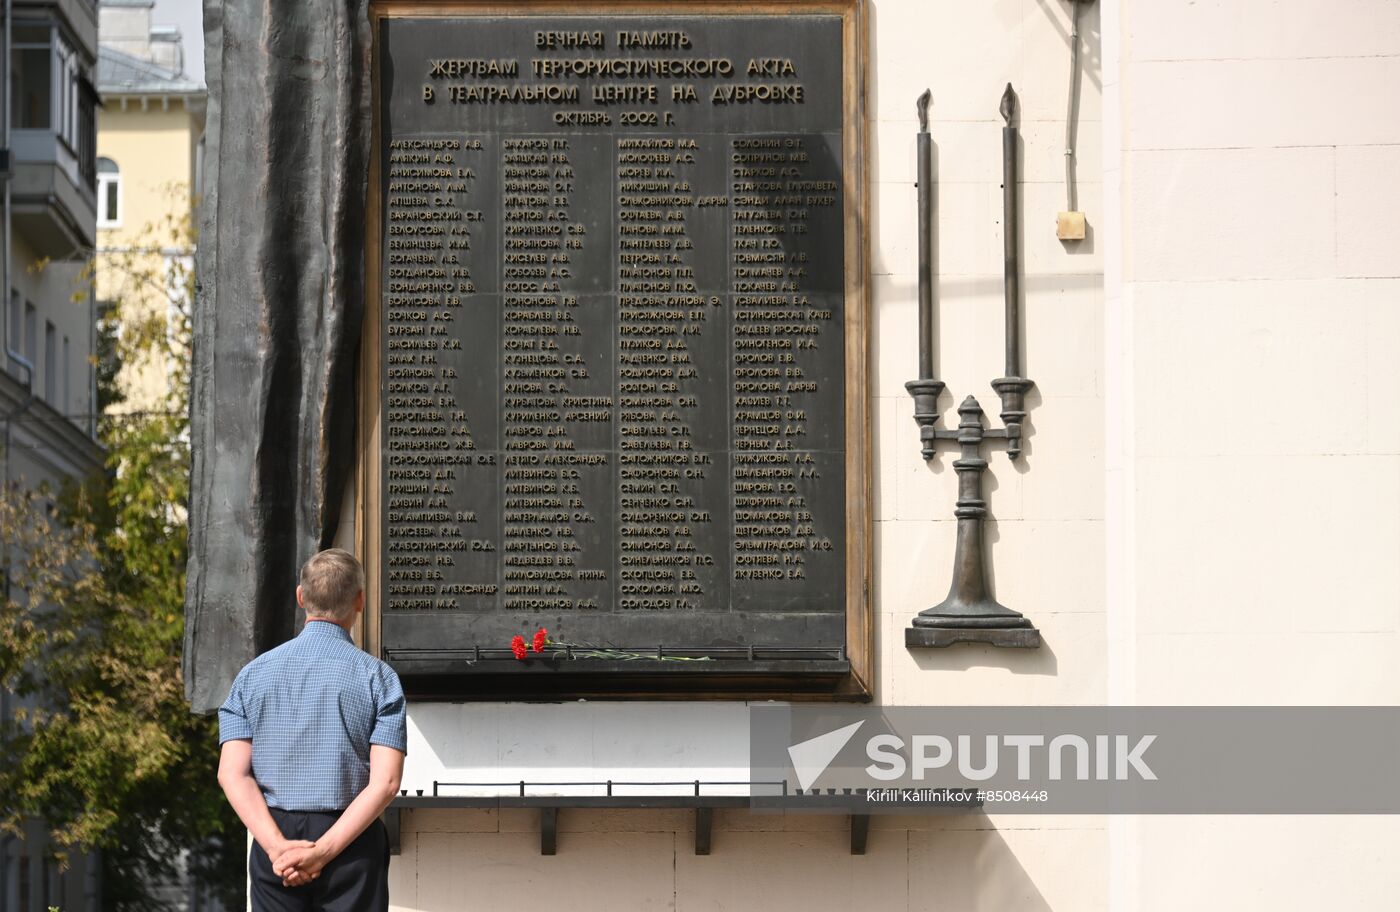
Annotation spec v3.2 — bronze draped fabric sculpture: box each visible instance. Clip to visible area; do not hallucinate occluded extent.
[183,0,373,713]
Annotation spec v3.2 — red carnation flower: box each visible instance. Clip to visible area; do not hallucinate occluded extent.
[532,627,548,653]
[510,634,528,660]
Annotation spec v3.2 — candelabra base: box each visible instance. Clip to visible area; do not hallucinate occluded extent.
[906,599,1041,648]
[905,625,1041,649]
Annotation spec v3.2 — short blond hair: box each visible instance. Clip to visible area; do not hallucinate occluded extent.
[299,548,365,621]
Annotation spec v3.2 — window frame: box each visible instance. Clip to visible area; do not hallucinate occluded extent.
[11,26,54,131]
[44,319,56,404]
[97,156,121,228]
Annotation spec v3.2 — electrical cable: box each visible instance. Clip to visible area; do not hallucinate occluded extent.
[1064,0,1083,213]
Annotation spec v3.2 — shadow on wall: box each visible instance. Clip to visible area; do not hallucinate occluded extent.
[904,824,1062,911]
[911,633,1060,676]
[1033,0,1103,94]
[870,258,1081,679]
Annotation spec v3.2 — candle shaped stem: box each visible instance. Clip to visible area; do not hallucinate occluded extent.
[995,84,1034,460]
[906,89,944,460]
[1000,83,1019,379]
[917,89,933,380]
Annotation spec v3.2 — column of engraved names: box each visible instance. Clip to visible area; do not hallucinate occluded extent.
[500,135,613,613]
[384,136,495,613]
[615,135,726,617]
[728,134,844,611]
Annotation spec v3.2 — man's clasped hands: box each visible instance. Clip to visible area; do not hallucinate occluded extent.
[266,836,334,887]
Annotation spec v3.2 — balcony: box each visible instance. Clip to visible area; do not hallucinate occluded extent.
[11,129,96,259]
[8,16,100,259]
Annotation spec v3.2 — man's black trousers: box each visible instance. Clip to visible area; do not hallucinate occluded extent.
[249,807,390,912]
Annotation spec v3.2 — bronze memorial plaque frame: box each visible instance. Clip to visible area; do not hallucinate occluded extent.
[360,0,870,700]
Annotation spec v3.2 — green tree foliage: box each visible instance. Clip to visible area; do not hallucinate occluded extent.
[0,209,243,909]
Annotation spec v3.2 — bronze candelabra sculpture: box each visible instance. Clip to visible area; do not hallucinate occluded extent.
[904,85,1041,649]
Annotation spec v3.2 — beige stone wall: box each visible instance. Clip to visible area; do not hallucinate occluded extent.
[388,810,1104,911]
[1107,1,1400,908]
[872,0,1106,708]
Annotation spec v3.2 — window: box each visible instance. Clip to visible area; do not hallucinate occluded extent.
[8,26,96,188]
[24,302,37,364]
[18,850,31,910]
[10,27,52,129]
[98,157,121,227]
[55,35,79,151]
[78,73,97,189]
[44,321,56,403]
[6,290,19,378]
[43,854,63,908]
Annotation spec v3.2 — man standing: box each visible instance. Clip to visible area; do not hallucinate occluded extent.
[217,549,406,911]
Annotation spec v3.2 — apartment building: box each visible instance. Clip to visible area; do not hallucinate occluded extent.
[0,1,102,910]
[1,0,101,487]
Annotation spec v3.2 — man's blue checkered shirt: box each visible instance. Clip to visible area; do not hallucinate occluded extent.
[218,620,408,811]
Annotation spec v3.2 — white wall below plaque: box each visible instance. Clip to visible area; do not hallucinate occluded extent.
[402,702,755,797]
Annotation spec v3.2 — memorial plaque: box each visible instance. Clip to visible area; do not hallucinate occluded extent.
[364,0,870,698]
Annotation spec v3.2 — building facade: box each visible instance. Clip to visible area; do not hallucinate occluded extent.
[1,0,100,488]
[184,0,1400,908]
[330,1,1400,909]
[0,1,104,910]
[95,0,203,413]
